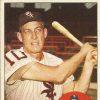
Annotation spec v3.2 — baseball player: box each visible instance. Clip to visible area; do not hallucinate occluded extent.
[5,11,97,100]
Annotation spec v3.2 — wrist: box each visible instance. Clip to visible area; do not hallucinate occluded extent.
[84,61,94,70]
[78,50,86,59]
[79,49,88,57]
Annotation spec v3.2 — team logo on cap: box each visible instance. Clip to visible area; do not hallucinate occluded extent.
[25,11,34,18]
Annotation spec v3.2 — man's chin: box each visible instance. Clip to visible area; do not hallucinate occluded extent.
[24,47,42,54]
[30,49,42,53]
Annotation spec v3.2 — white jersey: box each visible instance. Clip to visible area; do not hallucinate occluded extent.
[5,47,74,100]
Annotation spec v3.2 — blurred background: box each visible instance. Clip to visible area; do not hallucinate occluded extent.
[4,2,97,100]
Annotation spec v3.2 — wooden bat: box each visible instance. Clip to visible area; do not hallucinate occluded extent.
[52,21,83,47]
[52,21,97,60]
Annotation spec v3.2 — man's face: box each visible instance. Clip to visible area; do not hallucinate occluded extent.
[18,21,47,54]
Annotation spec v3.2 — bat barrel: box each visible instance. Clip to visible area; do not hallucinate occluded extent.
[52,21,83,47]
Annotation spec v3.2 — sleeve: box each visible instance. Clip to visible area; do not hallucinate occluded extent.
[5,50,35,84]
[62,75,75,86]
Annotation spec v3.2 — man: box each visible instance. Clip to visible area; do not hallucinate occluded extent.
[5,11,97,100]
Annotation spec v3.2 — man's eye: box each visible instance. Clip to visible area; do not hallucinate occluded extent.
[35,27,43,32]
[24,30,31,34]
[37,28,42,31]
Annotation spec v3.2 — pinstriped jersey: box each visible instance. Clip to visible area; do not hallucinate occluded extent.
[5,47,74,100]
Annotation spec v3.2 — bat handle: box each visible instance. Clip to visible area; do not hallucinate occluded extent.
[76,41,84,47]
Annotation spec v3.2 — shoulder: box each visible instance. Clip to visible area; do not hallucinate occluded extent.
[5,48,28,66]
[5,48,22,56]
[44,52,63,61]
[5,47,26,58]
[43,52,63,65]
[5,48,20,61]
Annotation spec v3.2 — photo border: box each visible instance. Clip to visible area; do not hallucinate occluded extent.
[1,0,99,100]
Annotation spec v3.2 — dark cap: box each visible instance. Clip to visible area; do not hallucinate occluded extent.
[18,11,43,27]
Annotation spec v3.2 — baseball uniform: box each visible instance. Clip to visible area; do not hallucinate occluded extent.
[5,47,74,100]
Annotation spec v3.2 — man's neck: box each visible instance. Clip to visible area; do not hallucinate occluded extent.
[30,52,44,61]
[23,48,44,61]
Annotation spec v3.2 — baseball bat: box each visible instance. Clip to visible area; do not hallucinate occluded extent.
[52,21,97,60]
[52,21,83,47]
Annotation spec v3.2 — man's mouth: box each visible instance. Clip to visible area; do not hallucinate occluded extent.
[31,42,39,45]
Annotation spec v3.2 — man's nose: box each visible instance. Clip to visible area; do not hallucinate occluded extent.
[32,32,37,39]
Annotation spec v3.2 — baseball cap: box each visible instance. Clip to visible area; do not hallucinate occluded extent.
[18,11,43,27]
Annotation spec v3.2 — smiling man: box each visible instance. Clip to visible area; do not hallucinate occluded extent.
[5,11,97,100]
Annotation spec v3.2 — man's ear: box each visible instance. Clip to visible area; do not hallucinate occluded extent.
[44,28,48,38]
[17,32,22,42]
